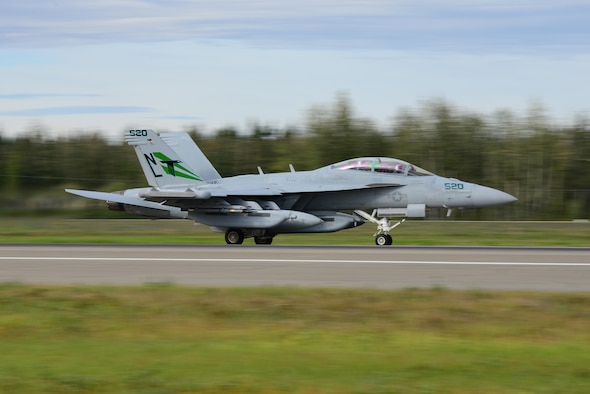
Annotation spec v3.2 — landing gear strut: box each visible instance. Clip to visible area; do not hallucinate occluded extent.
[354,210,405,246]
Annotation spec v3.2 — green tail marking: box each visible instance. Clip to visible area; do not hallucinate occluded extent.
[153,152,203,181]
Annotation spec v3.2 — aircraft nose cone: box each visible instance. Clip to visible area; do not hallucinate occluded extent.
[472,185,518,207]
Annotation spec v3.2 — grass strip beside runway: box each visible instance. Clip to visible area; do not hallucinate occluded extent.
[1,284,589,393]
[1,218,589,246]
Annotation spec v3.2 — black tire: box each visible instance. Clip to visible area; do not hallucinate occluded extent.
[254,236,273,245]
[225,229,244,244]
[375,234,389,246]
[375,234,393,246]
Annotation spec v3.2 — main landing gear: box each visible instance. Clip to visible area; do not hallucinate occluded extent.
[224,228,274,245]
[224,228,244,244]
[354,210,406,246]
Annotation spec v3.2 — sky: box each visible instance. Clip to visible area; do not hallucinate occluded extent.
[1,0,589,139]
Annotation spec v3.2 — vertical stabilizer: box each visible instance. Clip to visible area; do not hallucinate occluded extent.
[125,129,204,187]
[160,132,221,181]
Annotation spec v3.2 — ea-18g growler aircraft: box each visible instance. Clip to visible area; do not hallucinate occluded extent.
[66,129,517,245]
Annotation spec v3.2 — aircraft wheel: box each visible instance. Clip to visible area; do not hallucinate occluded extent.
[375,234,393,246]
[254,236,273,245]
[385,234,393,245]
[225,229,244,245]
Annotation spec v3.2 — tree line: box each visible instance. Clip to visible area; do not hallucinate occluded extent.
[1,96,589,220]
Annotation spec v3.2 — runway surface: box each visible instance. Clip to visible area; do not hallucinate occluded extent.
[1,244,589,291]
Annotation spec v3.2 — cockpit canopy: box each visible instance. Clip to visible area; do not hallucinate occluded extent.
[329,157,434,176]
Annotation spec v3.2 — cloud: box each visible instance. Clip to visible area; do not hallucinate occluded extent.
[160,115,204,121]
[0,106,153,116]
[1,1,588,53]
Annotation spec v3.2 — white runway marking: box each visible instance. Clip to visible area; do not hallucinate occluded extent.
[1,256,589,267]
[1,246,589,290]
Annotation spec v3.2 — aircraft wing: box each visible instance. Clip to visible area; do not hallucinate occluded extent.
[364,182,403,188]
[219,187,283,196]
[139,186,283,200]
[270,182,403,194]
[139,182,401,201]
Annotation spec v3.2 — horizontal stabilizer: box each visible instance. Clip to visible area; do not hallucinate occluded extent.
[65,189,186,218]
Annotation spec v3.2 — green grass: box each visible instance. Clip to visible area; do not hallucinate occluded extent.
[1,285,590,393]
[2,216,588,392]
[1,217,589,246]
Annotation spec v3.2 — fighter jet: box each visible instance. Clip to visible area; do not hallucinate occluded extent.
[66,129,517,245]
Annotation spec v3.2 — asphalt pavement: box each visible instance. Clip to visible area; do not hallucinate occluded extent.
[1,244,589,291]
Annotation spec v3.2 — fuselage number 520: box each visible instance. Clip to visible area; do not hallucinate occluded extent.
[129,130,148,136]
[444,182,464,190]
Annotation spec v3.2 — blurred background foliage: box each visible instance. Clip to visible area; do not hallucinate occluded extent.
[1,95,589,220]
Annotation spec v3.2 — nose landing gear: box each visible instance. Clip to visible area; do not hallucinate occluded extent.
[354,210,406,246]
[375,233,393,246]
